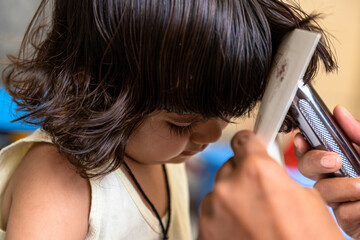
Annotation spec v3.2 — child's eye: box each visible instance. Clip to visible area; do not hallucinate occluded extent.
[167,122,193,136]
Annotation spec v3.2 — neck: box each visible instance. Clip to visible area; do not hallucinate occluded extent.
[123,155,163,177]
[121,155,169,218]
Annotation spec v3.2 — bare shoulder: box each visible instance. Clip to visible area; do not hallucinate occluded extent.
[4,142,91,239]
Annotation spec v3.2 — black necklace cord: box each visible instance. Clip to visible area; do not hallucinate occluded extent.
[123,161,171,240]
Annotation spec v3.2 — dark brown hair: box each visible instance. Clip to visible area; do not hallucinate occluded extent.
[3,0,336,177]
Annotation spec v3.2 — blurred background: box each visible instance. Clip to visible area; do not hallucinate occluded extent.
[0,0,41,146]
[0,0,359,239]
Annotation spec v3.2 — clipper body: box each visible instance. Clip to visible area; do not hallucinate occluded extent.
[290,80,360,177]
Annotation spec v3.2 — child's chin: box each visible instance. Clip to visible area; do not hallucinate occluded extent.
[167,155,192,164]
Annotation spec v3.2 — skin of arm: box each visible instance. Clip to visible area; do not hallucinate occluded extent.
[296,105,360,239]
[3,143,91,240]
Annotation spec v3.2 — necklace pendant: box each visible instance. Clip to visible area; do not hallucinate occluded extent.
[163,234,169,240]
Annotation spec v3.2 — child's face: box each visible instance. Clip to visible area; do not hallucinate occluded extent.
[125,111,228,164]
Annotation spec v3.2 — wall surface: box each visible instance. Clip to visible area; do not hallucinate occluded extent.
[0,0,41,77]
[299,0,360,117]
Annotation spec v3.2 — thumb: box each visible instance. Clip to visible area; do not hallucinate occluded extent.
[230,130,268,159]
[333,105,360,145]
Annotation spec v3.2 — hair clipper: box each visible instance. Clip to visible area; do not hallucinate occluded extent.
[289,80,360,177]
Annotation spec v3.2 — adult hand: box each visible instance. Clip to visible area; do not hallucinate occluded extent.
[197,130,343,240]
[296,105,360,238]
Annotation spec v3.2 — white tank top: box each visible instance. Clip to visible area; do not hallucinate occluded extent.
[0,129,192,239]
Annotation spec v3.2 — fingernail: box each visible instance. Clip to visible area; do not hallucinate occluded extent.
[320,155,339,168]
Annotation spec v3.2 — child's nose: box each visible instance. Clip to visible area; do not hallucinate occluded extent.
[190,119,227,145]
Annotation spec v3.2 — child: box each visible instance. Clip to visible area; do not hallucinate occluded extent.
[0,0,336,239]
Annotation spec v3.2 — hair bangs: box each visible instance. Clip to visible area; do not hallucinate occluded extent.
[113,0,272,119]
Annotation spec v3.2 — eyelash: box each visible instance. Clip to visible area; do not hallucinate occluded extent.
[167,123,194,136]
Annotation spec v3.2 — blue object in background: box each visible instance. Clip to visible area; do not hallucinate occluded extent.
[0,87,39,132]
[195,143,233,202]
